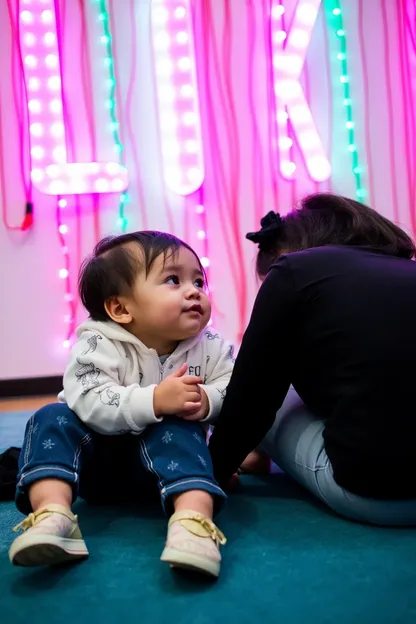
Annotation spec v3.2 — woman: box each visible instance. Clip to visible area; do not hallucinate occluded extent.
[209,193,416,526]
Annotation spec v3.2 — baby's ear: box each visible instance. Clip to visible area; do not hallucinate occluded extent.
[104,296,132,325]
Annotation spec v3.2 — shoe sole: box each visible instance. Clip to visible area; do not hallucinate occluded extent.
[9,534,89,567]
[160,547,220,578]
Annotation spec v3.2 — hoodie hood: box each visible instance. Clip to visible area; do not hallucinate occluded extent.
[76,319,204,359]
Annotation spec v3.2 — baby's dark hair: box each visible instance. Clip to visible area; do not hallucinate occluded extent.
[247,193,416,278]
[79,231,203,322]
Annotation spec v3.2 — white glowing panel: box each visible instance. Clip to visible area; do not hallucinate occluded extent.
[19,1,128,195]
[151,0,205,195]
[271,0,331,182]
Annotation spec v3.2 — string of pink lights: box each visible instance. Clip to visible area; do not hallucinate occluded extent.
[18,0,128,348]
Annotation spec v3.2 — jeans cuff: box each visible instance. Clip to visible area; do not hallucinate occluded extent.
[160,478,227,515]
[16,466,78,515]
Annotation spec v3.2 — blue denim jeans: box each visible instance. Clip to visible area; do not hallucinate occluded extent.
[260,387,416,526]
[16,403,226,515]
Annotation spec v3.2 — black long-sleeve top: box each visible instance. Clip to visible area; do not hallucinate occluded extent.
[209,246,416,499]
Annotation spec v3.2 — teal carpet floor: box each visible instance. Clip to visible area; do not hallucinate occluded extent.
[1,411,416,624]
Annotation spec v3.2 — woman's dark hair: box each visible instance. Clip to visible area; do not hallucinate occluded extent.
[246,193,416,278]
[79,231,203,322]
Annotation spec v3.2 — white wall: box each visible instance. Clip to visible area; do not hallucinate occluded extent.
[0,0,414,380]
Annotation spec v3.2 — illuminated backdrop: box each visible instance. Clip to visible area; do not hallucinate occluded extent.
[0,0,415,379]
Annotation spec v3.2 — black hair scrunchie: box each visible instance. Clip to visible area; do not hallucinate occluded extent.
[246,211,283,251]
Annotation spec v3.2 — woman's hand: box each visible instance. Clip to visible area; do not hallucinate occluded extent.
[225,473,240,491]
[239,449,271,475]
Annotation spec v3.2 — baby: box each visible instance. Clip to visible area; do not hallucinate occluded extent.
[9,231,234,578]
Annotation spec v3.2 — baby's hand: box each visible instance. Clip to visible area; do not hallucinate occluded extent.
[180,388,209,421]
[153,363,202,416]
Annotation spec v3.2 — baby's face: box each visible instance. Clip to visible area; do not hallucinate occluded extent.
[125,245,211,350]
